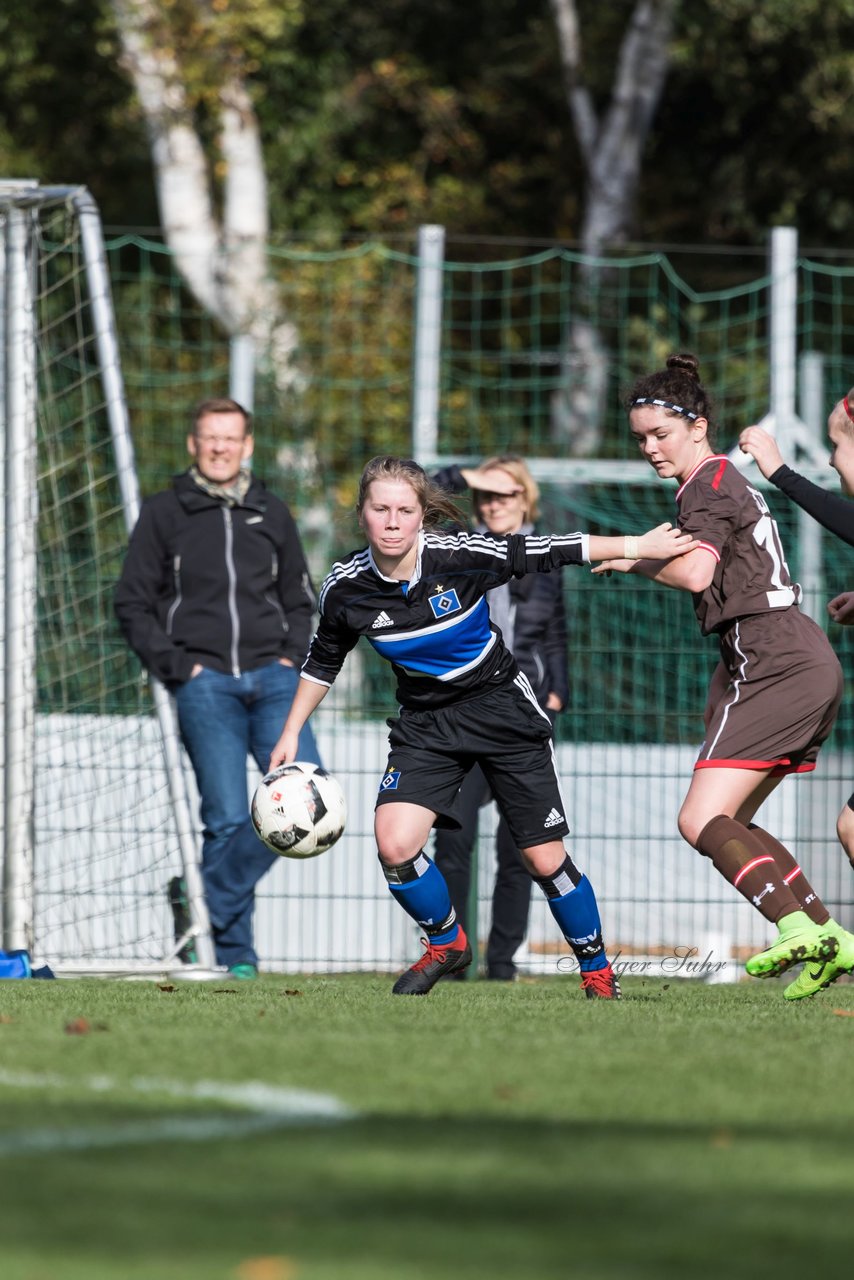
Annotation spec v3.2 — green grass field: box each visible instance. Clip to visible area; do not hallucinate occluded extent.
[1,972,852,1280]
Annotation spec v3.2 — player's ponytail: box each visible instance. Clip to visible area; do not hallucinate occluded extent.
[624,352,718,445]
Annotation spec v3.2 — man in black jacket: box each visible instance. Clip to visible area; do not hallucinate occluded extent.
[115,397,321,977]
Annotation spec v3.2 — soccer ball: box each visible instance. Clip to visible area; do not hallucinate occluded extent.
[250,762,347,859]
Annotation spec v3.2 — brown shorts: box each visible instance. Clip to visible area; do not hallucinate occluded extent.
[696,609,843,775]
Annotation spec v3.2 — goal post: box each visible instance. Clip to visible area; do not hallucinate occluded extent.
[0,180,216,974]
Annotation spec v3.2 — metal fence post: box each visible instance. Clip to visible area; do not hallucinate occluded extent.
[229,334,256,412]
[796,351,826,624]
[412,224,445,465]
[769,226,799,455]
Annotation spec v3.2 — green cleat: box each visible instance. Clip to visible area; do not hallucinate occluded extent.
[745,920,838,980]
[784,925,854,1001]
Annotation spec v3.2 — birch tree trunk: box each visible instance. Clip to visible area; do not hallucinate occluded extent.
[548,0,677,453]
[109,0,300,403]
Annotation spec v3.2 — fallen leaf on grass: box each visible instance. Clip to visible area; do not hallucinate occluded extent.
[494,1084,519,1102]
[64,1018,109,1035]
[157,984,177,993]
[832,1008,854,1017]
[281,989,303,997]
[710,1128,734,1148]
[0,1014,14,1024]
[64,1017,91,1035]
[234,1255,298,1280]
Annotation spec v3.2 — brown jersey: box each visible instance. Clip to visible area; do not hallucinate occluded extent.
[675,454,800,635]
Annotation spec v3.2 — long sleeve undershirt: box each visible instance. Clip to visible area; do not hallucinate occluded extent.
[769,464,854,548]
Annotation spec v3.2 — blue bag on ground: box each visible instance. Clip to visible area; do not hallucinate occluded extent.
[0,949,55,979]
[0,949,31,978]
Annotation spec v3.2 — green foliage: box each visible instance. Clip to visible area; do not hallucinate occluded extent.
[651,0,854,246]
[4,0,854,250]
[0,0,155,225]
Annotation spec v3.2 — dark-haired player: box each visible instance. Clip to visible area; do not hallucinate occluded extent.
[595,354,854,999]
[269,455,696,998]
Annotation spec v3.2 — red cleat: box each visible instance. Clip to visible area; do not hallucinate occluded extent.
[581,962,622,1000]
[392,928,473,995]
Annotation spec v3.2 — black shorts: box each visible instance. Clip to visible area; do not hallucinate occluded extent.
[697,609,843,775]
[376,674,570,849]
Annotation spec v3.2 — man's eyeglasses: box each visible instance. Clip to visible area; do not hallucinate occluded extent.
[194,435,247,449]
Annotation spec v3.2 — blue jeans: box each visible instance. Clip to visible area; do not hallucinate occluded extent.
[173,660,321,968]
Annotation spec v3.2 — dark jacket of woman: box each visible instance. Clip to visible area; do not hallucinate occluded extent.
[434,463,569,712]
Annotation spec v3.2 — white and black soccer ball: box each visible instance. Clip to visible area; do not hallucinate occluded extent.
[251,762,347,859]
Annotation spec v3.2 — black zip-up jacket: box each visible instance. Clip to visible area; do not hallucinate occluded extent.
[114,471,316,688]
[432,464,569,710]
[506,569,569,710]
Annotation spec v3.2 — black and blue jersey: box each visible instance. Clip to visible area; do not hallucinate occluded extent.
[301,528,589,709]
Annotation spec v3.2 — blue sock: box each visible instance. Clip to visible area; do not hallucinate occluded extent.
[381,851,459,945]
[536,868,607,972]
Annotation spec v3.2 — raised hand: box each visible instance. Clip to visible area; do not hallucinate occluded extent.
[738,426,785,479]
[828,591,854,626]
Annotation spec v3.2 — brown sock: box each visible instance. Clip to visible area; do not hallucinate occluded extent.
[747,824,830,926]
[696,815,801,925]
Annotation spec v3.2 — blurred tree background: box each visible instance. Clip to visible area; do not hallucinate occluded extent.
[1,0,852,258]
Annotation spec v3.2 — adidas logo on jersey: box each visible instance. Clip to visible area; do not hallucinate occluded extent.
[371,611,394,629]
[544,807,564,828]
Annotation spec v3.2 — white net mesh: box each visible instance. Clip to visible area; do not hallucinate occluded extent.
[2,188,183,970]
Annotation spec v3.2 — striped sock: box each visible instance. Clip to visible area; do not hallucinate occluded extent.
[697,815,800,924]
[380,851,458,944]
[535,864,607,972]
[747,824,829,925]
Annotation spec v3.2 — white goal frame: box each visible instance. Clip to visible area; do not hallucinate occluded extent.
[0,180,216,974]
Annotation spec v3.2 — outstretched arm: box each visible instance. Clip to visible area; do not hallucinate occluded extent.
[592,545,716,592]
[742,424,854,548]
[587,522,698,563]
[269,677,329,770]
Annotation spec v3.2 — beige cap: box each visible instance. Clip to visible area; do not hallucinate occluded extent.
[459,465,522,496]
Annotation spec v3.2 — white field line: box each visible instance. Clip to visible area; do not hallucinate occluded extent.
[0,1070,355,1155]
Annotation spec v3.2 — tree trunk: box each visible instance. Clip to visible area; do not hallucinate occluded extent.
[549,0,676,453]
[109,0,300,398]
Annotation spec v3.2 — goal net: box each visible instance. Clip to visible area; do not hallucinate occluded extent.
[0,182,213,975]
[3,194,853,983]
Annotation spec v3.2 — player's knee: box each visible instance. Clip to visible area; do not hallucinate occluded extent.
[375,825,422,865]
[677,806,703,850]
[377,845,420,868]
[837,802,854,867]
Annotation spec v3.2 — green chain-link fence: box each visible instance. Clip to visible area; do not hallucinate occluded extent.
[28,219,854,970]
[99,231,854,728]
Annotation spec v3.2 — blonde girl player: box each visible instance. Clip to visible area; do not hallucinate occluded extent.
[269,455,696,997]
[595,353,854,1000]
